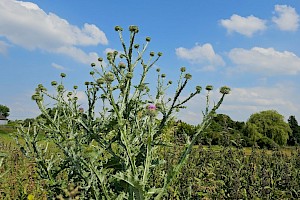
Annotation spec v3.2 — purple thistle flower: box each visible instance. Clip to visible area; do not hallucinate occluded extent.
[148,104,156,111]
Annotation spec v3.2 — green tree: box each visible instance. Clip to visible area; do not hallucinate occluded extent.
[287,115,300,145]
[247,110,291,146]
[0,105,10,118]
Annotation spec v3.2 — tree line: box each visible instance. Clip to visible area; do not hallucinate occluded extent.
[166,110,299,149]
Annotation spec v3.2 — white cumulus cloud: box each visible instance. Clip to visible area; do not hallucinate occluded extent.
[228,47,300,75]
[220,14,267,37]
[272,5,299,31]
[175,43,225,70]
[0,0,108,63]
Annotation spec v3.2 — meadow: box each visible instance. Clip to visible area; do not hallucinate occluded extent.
[1,124,300,199]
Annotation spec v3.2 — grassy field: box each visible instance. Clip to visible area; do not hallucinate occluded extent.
[1,124,299,199]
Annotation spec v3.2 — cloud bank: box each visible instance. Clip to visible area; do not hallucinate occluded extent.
[0,0,108,63]
[228,47,300,75]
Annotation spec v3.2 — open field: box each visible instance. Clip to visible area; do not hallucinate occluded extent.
[1,125,300,199]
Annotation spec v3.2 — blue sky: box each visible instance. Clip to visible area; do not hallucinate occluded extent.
[1,0,300,124]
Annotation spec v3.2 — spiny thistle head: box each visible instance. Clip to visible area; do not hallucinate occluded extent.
[129,25,139,33]
[134,44,140,49]
[107,52,114,61]
[73,85,78,90]
[220,86,231,94]
[168,80,173,85]
[98,57,103,62]
[157,52,163,57]
[196,85,202,93]
[126,72,134,79]
[118,62,126,69]
[91,63,96,67]
[205,85,213,91]
[104,72,115,82]
[180,67,186,72]
[31,93,42,101]
[60,73,66,78]
[161,74,166,78]
[146,37,151,42]
[96,78,105,85]
[114,25,123,31]
[51,81,57,86]
[84,81,90,86]
[156,68,160,72]
[184,73,192,80]
[90,71,95,75]
[57,84,64,92]
[150,51,155,57]
[37,84,47,92]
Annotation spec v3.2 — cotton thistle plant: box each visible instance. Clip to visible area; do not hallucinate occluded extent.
[17,25,230,199]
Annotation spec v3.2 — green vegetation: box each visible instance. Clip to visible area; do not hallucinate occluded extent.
[0,105,10,118]
[1,26,299,199]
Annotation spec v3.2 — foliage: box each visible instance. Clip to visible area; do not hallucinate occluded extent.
[246,110,292,146]
[288,115,300,145]
[16,26,229,199]
[0,142,47,199]
[151,145,300,199]
[0,105,9,118]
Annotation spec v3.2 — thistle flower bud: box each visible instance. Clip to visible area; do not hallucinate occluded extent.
[74,96,78,101]
[113,50,118,55]
[67,91,72,96]
[205,85,213,91]
[156,68,160,72]
[150,51,155,57]
[107,52,113,61]
[126,72,134,79]
[115,25,123,31]
[91,63,96,67]
[161,74,166,78]
[104,72,115,82]
[51,81,57,86]
[118,62,126,69]
[180,67,186,72]
[168,80,173,85]
[196,86,202,93]
[146,37,151,42]
[129,25,139,33]
[85,82,90,86]
[57,84,64,92]
[98,57,103,62]
[31,94,40,101]
[134,44,140,49]
[220,86,231,94]
[73,85,78,90]
[90,71,95,75]
[60,73,66,78]
[157,52,163,57]
[184,73,192,80]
